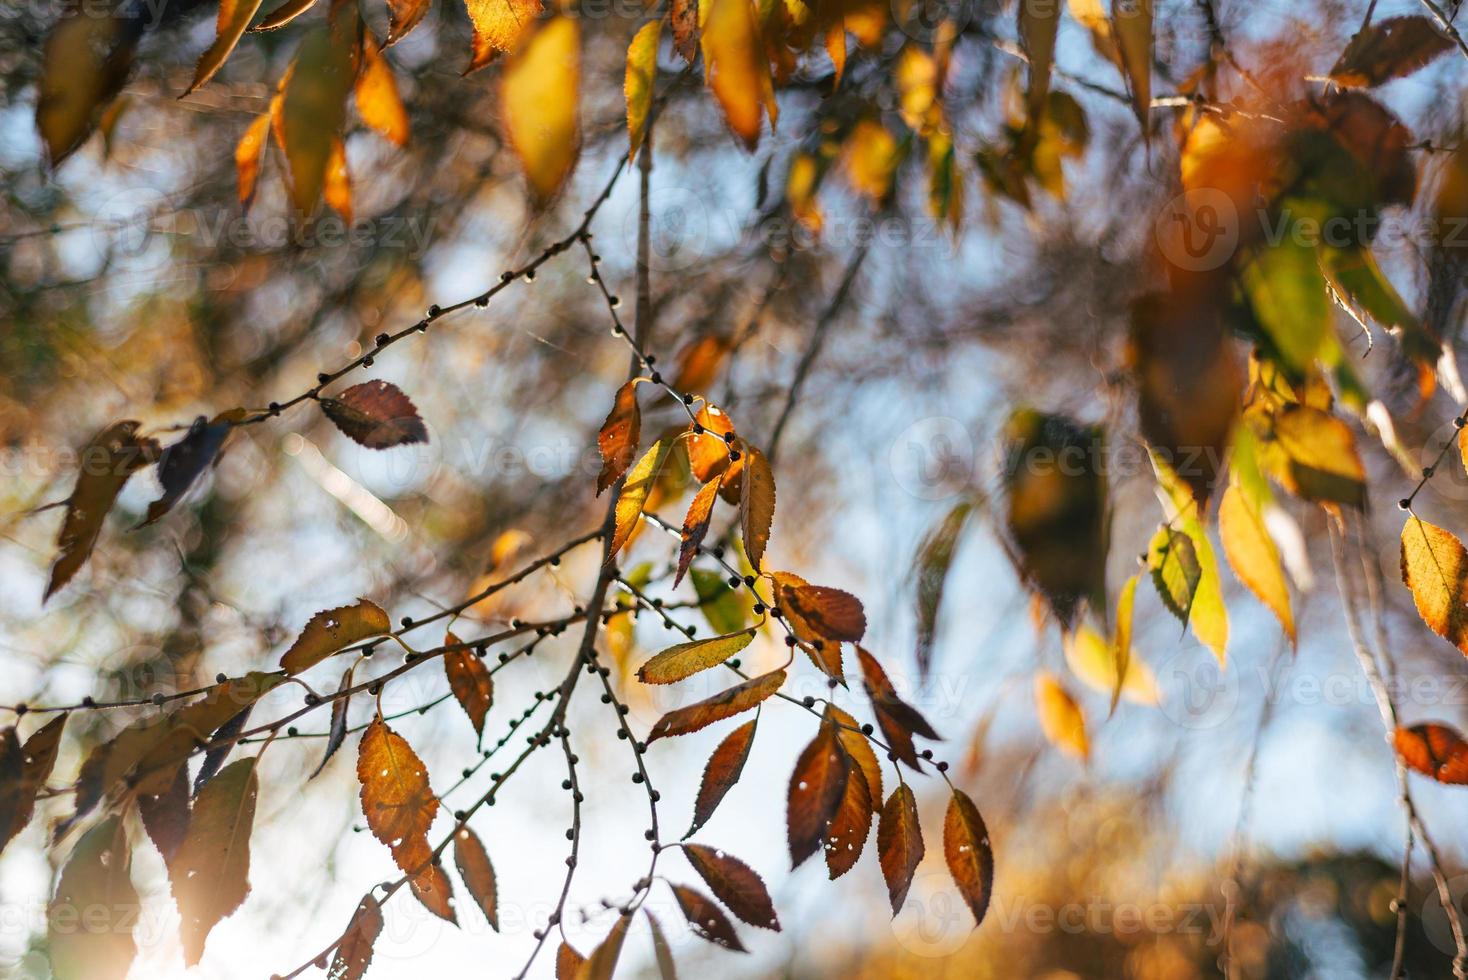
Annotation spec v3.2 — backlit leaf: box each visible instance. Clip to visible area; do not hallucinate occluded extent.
[701,0,774,150]
[328,895,384,980]
[677,479,721,586]
[1219,482,1295,644]
[648,671,784,741]
[1394,723,1468,784]
[557,942,586,979]
[670,335,731,393]
[683,844,779,930]
[280,10,358,214]
[37,8,140,167]
[1253,404,1367,508]
[597,380,641,496]
[857,646,939,773]
[141,411,240,527]
[786,718,850,868]
[0,714,66,855]
[187,0,266,94]
[611,438,673,557]
[357,718,443,902]
[1148,523,1201,627]
[356,36,410,147]
[502,17,581,203]
[48,816,137,980]
[580,913,631,980]
[646,910,678,980]
[672,0,698,61]
[877,784,923,914]
[464,0,542,72]
[236,111,272,208]
[1034,671,1088,760]
[670,883,746,951]
[914,499,973,676]
[1239,235,1331,378]
[691,567,749,635]
[1401,516,1468,657]
[256,0,318,31]
[139,763,189,863]
[638,629,755,685]
[824,759,872,880]
[826,703,882,806]
[1150,456,1230,663]
[169,757,258,966]
[281,599,391,675]
[453,826,499,929]
[687,717,757,837]
[46,420,161,601]
[1330,16,1452,87]
[739,444,775,571]
[1062,624,1159,708]
[386,0,431,44]
[444,632,494,736]
[626,21,661,161]
[321,380,428,449]
[688,404,735,483]
[942,788,993,927]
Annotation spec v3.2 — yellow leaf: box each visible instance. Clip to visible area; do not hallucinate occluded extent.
[787,152,823,233]
[1401,516,1468,657]
[356,36,410,147]
[701,0,773,149]
[1063,624,1159,707]
[36,10,137,167]
[280,599,391,675]
[1254,404,1367,508]
[464,0,542,72]
[611,438,673,557]
[895,46,937,133]
[1219,482,1295,645]
[188,0,266,94]
[1034,671,1088,760]
[625,21,661,160]
[842,119,900,205]
[637,629,755,684]
[1110,572,1139,713]
[1112,0,1152,129]
[235,112,272,210]
[502,17,580,203]
[1151,453,1229,665]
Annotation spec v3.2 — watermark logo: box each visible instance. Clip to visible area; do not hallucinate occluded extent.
[1155,188,1239,272]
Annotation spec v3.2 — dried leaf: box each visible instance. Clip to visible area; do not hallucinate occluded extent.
[356,35,410,147]
[556,941,587,979]
[321,380,428,449]
[281,599,391,675]
[1401,516,1468,657]
[648,670,785,742]
[280,9,358,214]
[37,8,140,167]
[626,21,661,160]
[0,714,66,855]
[311,665,355,778]
[48,816,137,980]
[453,826,499,930]
[194,702,253,796]
[141,412,239,526]
[687,718,757,837]
[611,438,673,557]
[942,788,993,927]
[256,0,319,31]
[826,703,882,806]
[444,632,494,736]
[357,717,448,920]
[670,883,746,951]
[786,718,849,868]
[386,0,431,43]
[677,478,721,585]
[1034,672,1088,760]
[877,784,924,915]
[597,380,641,496]
[329,895,384,980]
[646,910,678,980]
[1394,723,1468,784]
[688,404,735,483]
[824,755,873,880]
[580,914,631,980]
[914,500,973,675]
[1331,16,1452,87]
[700,0,774,149]
[857,646,939,774]
[502,17,580,203]
[779,580,865,644]
[47,420,161,601]
[464,0,542,72]
[139,762,189,862]
[1219,482,1295,644]
[638,629,755,685]
[129,672,284,799]
[671,0,698,61]
[187,0,266,94]
[683,844,779,930]
[739,445,775,571]
[169,758,259,966]
[1112,0,1152,129]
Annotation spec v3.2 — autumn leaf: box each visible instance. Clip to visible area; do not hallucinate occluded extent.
[626,21,661,160]
[329,895,384,980]
[1253,404,1367,509]
[682,844,779,930]
[1063,624,1159,709]
[320,380,428,449]
[857,646,939,772]
[169,757,259,966]
[1108,572,1139,715]
[826,703,882,806]
[1112,0,1152,130]
[597,380,641,496]
[0,714,66,855]
[1331,16,1452,87]
[502,17,581,203]
[1219,482,1295,645]
[646,910,678,980]
[187,0,265,94]
[356,36,410,147]
[556,942,586,979]
[280,9,358,214]
[648,670,785,741]
[1394,723,1468,784]
[386,0,431,44]
[777,577,866,645]
[141,411,241,527]
[677,478,721,585]
[670,883,746,951]
[580,914,631,980]
[687,717,757,837]
[691,567,750,635]
[611,438,673,557]
[139,765,189,863]
[877,784,924,914]
[255,0,318,31]
[1148,523,1201,627]
[671,0,699,61]
[739,445,775,571]
[194,700,255,795]
[824,758,873,880]
[357,716,446,914]
[464,0,542,72]
[453,826,499,929]
[311,665,356,779]
[236,112,272,208]
[1150,456,1230,663]
[638,629,755,685]
[46,420,161,601]
[37,8,140,167]
[913,499,973,676]
[1401,516,1468,657]
[1035,671,1088,760]
[786,718,850,868]
[280,599,391,674]
[1017,0,1060,126]
[942,789,993,927]
[700,0,774,150]
[48,816,137,980]
[688,404,735,483]
[444,632,494,736]
[671,335,731,393]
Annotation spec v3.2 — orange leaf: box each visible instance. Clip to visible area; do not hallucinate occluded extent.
[786,717,850,867]
[255,0,319,31]
[597,380,641,496]
[670,882,746,951]
[826,703,881,804]
[280,599,391,675]
[187,0,265,94]
[857,646,939,771]
[1394,723,1468,784]
[580,913,631,980]
[687,717,757,837]
[671,0,698,61]
[877,784,924,914]
[824,758,872,880]
[453,826,500,929]
[556,942,586,979]
[356,718,450,923]
[942,788,993,927]
[356,36,410,147]
[671,334,732,393]
[648,670,784,741]
[739,444,775,571]
[323,137,352,224]
[329,895,384,980]
[683,844,780,930]
[1034,671,1088,760]
[386,0,431,43]
[1400,516,1468,657]
[444,632,494,736]
[235,112,272,209]
[677,478,721,585]
[689,404,735,482]
[610,438,673,557]
[700,0,773,149]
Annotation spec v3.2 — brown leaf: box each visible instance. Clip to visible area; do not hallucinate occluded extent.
[321,380,429,449]
[140,411,241,527]
[787,718,850,868]
[825,704,882,804]
[255,0,319,31]
[857,647,939,772]
[311,665,356,779]
[1394,723,1468,784]
[943,788,993,927]
[356,35,410,147]
[648,671,785,742]
[0,714,66,855]
[677,479,721,586]
[1331,16,1453,87]
[670,883,746,951]
[444,632,494,736]
[453,826,499,929]
[329,895,384,980]
[780,579,866,644]
[187,0,266,94]
[281,599,391,675]
[740,445,775,571]
[580,913,631,980]
[687,718,757,838]
[877,784,924,914]
[682,844,779,930]
[637,629,755,685]
[386,0,432,43]
[824,761,873,880]
[128,673,284,798]
[645,910,678,980]
[398,828,458,923]
[37,9,139,167]
[670,0,698,61]
[138,761,189,863]
[597,380,642,496]
[168,758,258,966]
[46,420,161,601]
